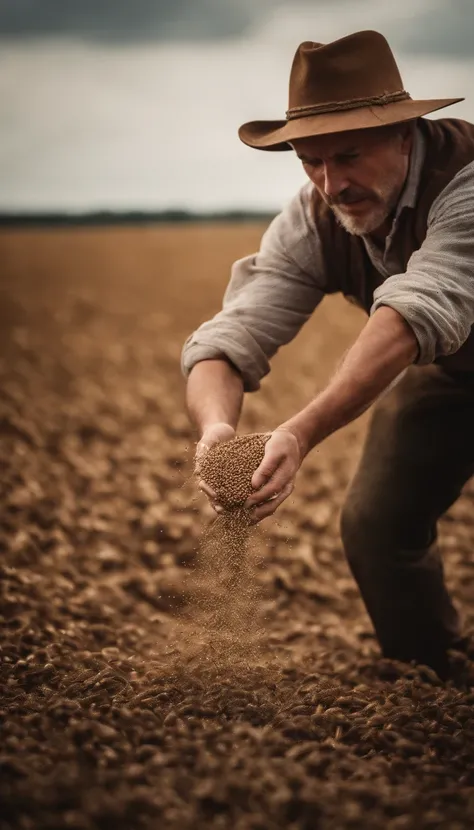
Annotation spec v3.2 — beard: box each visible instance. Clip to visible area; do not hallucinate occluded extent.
[326,174,402,236]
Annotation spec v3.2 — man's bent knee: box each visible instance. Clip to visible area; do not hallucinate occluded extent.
[340,487,435,562]
[339,495,381,562]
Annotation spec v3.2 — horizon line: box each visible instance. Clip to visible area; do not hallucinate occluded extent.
[0,208,277,228]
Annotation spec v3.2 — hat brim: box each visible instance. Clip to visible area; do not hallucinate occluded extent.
[238,98,464,151]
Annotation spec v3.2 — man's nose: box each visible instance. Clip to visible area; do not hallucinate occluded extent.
[322,163,349,199]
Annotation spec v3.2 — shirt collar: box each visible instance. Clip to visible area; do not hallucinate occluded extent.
[394,122,426,217]
[362,123,426,256]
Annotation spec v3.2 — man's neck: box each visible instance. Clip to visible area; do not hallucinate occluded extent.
[368,216,393,247]
[367,133,417,248]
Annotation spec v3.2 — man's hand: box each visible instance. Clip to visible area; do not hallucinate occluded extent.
[195,422,236,470]
[195,422,236,515]
[244,428,302,523]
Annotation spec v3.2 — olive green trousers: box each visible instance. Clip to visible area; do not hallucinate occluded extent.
[340,365,474,677]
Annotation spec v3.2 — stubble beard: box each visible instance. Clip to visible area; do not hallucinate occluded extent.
[329,175,402,237]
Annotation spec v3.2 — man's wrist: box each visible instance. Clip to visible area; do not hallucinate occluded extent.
[278,395,333,458]
[275,420,312,461]
[200,418,233,434]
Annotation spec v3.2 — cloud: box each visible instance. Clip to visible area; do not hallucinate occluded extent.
[0,0,277,42]
[399,0,474,57]
[0,0,472,212]
[0,0,471,57]
[253,0,474,59]
[1,33,472,213]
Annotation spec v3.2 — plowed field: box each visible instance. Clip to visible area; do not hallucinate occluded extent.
[1,224,474,830]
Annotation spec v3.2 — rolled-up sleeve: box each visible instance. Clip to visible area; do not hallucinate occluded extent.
[181,184,326,391]
[371,161,474,365]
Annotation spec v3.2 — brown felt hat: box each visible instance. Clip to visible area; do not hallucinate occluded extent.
[238,30,464,151]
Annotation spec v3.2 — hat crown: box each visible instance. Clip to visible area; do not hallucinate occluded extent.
[238,28,462,151]
[288,30,405,114]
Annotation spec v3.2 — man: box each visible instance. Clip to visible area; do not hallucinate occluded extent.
[181,30,474,678]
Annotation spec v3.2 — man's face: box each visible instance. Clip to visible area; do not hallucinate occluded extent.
[291,124,413,236]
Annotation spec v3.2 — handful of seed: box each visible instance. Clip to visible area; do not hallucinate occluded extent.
[199,433,269,509]
[194,434,270,645]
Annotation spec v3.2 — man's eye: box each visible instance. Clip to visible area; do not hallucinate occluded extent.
[340,153,359,161]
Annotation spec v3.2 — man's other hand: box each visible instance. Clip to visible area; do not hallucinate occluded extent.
[244,428,301,523]
[195,422,236,515]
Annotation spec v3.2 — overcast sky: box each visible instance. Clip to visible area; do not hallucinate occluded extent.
[1,0,473,212]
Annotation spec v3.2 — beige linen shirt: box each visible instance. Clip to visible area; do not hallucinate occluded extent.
[181,126,474,391]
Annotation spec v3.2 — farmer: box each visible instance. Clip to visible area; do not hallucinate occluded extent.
[181,30,474,678]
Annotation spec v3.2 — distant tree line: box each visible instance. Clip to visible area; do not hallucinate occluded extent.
[0,210,276,228]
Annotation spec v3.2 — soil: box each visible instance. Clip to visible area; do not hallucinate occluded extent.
[1,223,474,830]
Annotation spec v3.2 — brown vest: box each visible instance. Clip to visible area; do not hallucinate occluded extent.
[312,118,474,371]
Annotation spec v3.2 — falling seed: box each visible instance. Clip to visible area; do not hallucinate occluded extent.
[185,434,270,661]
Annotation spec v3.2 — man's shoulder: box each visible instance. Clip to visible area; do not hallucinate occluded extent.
[267,182,316,242]
[428,157,474,223]
[420,117,474,161]
[413,118,474,225]
[258,182,328,273]
[282,181,315,222]
[422,116,474,134]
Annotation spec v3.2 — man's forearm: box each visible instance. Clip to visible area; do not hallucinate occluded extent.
[281,306,419,456]
[186,358,244,435]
